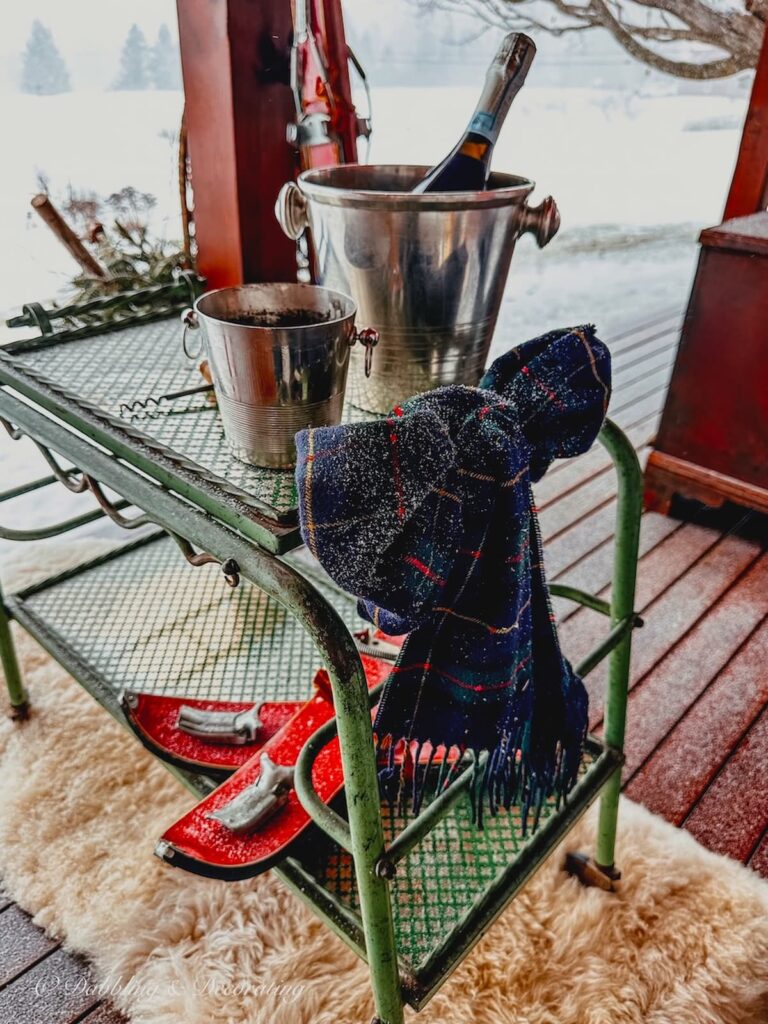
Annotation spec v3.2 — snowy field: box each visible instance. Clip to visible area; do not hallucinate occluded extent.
[0,84,747,330]
[0,82,748,549]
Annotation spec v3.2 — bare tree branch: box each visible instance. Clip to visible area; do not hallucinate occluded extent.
[592,0,754,76]
[417,0,765,78]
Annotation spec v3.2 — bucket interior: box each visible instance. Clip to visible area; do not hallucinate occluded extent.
[298,164,534,203]
[196,283,355,330]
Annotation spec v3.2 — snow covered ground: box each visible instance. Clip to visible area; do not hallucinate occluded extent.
[0,82,748,547]
[0,83,747,326]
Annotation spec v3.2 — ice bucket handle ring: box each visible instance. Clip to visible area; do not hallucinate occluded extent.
[275,182,309,240]
[353,327,379,378]
[180,308,203,360]
[515,195,560,248]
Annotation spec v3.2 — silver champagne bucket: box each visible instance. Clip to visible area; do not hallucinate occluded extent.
[181,283,377,468]
[276,164,560,414]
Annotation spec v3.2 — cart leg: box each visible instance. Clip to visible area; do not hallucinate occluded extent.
[594,622,631,876]
[0,580,28,719]
[594,419,642,876]
[324,657,403,1024]
[338,723,403,1024]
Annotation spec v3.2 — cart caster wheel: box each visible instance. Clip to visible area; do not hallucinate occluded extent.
[8,699,30,722]
[564,852,621,891]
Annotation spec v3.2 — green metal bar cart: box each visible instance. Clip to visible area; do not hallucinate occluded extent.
[0,292,642,1024]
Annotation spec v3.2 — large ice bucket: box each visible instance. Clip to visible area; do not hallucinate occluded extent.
[276,164,560,414]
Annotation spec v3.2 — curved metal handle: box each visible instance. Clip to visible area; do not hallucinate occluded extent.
[181,307,202,361]
[354,327,379,378]
[517,195,561,249]
[275,181,309,240]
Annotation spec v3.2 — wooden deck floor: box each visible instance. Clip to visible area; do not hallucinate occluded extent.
[1,308,766,1021]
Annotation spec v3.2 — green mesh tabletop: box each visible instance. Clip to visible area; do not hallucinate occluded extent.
[2,318,301,522]
[286,739,617,1009]
[7,533,367,710]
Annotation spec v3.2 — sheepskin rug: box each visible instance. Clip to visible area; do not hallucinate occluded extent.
[1,542,767,1024]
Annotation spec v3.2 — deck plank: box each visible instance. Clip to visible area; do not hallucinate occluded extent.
[613,330,680,371]
[544,497,622,578]
[610,349,675,395]
[683,707,768,863]
[619,555,768,777]
[557,517,726,664]
[609,385,673,433]
[0,905,58,989]
[0,947,99,1024]
[551,513,682,623]
[539,452,640,540]
[80,1002,130,1024]
[579,533,762,727]
[601,314,682,356]
[625,611,768,821]
[537,412,659,510]
[605,363,673,420]
[748,832,768,879]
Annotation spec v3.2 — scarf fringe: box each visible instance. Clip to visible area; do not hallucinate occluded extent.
[376,723,587,834]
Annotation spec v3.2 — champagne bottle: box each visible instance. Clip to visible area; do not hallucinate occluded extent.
[412,33,536,194]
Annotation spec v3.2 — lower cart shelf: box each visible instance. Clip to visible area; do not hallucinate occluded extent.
[6,530,621,1010]
[282,739,619,1010]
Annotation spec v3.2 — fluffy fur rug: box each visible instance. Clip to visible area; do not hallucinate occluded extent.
[1,542,767,1024]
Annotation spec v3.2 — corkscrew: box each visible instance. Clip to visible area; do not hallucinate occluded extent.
[119,383,215,420]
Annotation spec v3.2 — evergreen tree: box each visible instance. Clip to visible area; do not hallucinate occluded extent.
[113,24,149,90]
[20,20,71,95]
[150,24,182,90]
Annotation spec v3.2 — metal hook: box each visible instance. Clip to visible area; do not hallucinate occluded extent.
[168,532,241,588]
[85,476,152,530]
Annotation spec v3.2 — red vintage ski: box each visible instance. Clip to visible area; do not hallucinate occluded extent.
[121,631,400,778]
[155,650,393,880]
[121,692,303,778]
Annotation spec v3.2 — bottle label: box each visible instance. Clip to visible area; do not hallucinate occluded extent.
[469,111,498,143]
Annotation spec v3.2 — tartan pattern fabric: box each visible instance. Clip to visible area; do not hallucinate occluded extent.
[295,326,611,826]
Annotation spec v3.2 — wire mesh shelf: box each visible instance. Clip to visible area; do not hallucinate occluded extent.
[285,738,615,1009]
[9,533,368,708]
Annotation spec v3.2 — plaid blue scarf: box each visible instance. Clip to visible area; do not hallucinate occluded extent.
[295,326,611,826]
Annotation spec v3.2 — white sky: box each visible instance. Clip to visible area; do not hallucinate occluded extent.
[1,0,749,59]
[0,1,493,59]
[0,2,179,57]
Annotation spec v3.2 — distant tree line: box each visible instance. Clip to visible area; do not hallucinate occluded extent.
[21,21,70,95]
[113,24,182,91]
[20,20,182,95]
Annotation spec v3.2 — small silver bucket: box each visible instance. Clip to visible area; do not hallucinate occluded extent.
[276,164,560,414]
[181,283,377,468]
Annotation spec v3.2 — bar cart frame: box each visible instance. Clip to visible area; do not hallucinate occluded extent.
[0,294,642,1024]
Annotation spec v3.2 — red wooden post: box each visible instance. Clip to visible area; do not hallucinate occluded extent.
[316,0,360,162]
[724,23,768,219]
[176,0,299,288]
